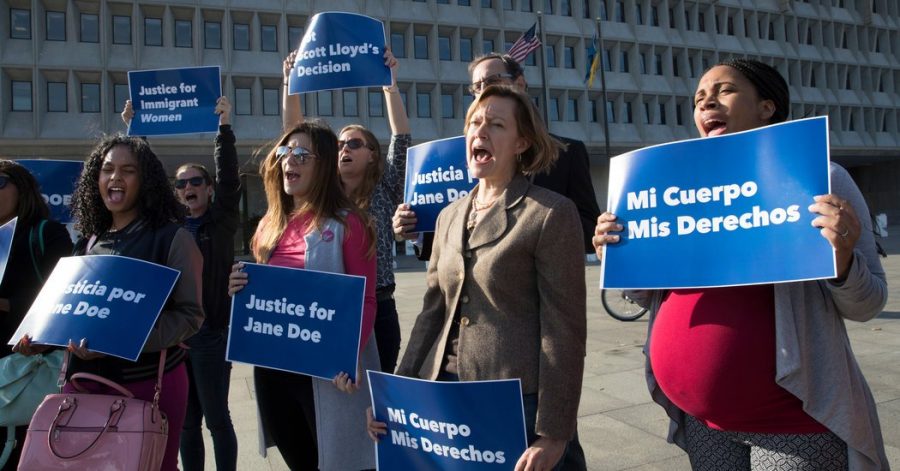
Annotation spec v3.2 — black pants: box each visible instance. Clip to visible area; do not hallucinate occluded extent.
[374,296,401,373]
[254,367,317,470]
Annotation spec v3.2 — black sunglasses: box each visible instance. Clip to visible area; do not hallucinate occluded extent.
[0,175,8,190]
[468,73,516,96]
[337,138,371,151]
[276,146,318,165]
[174,176,206,189]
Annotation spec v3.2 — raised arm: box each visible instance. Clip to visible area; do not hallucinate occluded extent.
[213,96,241,224]
[282,51,303,132]
[382,49,409,135]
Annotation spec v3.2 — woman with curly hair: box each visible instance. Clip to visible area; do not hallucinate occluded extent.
[64,134,203,471]
[228,121,378,470]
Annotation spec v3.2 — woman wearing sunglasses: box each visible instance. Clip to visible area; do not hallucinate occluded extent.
[1,160,73,470]
[282,47,410,374]
[122,96,240,471]
[228,121,378,470]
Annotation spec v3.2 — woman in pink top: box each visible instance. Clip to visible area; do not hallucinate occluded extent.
[593,60,887,470]
[228,121,377,470]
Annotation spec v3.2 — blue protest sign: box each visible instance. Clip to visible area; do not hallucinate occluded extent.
[17,160,83,224]
[601,116,834,289]
[404,136,476,232]
[127,66,221,136]
[289,12,390,94]
[9,255,180,361]
[227,263,366,381]
[0,217,16,282]
[368,372,527,470]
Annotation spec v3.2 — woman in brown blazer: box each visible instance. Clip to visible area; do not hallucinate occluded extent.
[373,85,587,471]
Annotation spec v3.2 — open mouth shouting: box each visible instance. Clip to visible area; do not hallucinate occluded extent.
[700,118,728,137]
[107,185,126,205]
[184,191,198,203]
[284,170,300,183]
[470,145,494,167]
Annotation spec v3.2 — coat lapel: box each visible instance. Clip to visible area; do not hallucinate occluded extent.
[467,175,529,250]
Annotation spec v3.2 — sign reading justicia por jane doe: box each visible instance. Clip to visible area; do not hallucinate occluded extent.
[127,66,221,136]
[404,136,476,233]
[601,116,834,289]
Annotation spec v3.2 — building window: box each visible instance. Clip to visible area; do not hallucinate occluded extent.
[317,91,333,116]
[441,93,454,118]
[175,20,192,47]
[643,101,651,124]
[289,26,303,49]
[12,81,32,111]
[112,15,131,44]
[10,8,31,39]
[561,0,572,16]
[672,56,680,77]
[668,8,675,28]
[47,82,67,112]
[417,92,431,118]
[658,103,666,124]
[343,90,358,116]
[81,83,100,113]
[261,25,277,52]
[481,0,493,7]
[727,16,734,35]
[676,103,683,125]
[368,91,384,117]
[80,14,99,42]
[654,53,663,75]
[589,99,598,122]
[520,0,531,11]
[635,4,643,24]
[566,98,578,121]
[234,88,251,115]
[145,18,162,46]
[639,53,647,74]
[114,83,129,113]
[233,23,249,50]
[544,0,553,14]
[204,21,221,49]
[650,6,659,26]
[599,1,608,20]
[698,13,705,32]
[605,100,615,123]
[391,32,406,58]
[623,101,633,123]
[619,51,629,72]
[437,0,451,4]
[263,88,279,115]
[549,97,559,121]
[545,45,556,67]
[438,35,452,60]
[483,39,494,54]
[46,11,66,41]
[602,49,612,71]
[414,34,428,59]
[459,0,471,5]
[614,1,625,22]
[460,37,473,61]
[563,46,575,68]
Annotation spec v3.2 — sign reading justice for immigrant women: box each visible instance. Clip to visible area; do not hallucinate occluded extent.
[127,66,221,136]
[227,263,366,382]
[288,12,391,94]
[601,116,834,290]
[9,255,180,361]
[404,136,476,233]
[369,372,527,471]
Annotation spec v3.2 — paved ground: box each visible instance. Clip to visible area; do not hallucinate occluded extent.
[209,227,900,470]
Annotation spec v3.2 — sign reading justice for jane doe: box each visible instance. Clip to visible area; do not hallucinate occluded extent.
[9,255,180,361]
[127,66,222,136]
[227,263,366,382]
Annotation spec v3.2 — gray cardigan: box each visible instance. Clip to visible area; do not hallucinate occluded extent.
[630,163,889,470]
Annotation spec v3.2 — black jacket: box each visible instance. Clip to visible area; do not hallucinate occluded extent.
[0,219,73,357]
[194,125,241,331]
[415,134,601,259]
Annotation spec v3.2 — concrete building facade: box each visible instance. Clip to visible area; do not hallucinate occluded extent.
[1,0,898,248]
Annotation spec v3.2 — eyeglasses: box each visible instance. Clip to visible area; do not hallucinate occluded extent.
[174,176,206,189]
[337,138,371,151]
[0,175,8,190]
[276,146,318,165]
[468,73,516,96]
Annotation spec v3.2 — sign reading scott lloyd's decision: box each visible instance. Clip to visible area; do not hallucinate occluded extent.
[227,263,366,382]
[17,159,84,224]
[127,66,221,136]
[9,255,180,361]
[404,136,476,233]
[288,12,391,94]
[601,116,835,290]
[368,372,527,471]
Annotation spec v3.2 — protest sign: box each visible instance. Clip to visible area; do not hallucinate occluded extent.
[288,12,391,94]
[127,66,221,136]
[17,160,83,224]
[368,372,527,470]
[0,217,16,282]
[404,136,475,232]
[227,263,366,381]
[9,255,180,361]
[601,116,834,289]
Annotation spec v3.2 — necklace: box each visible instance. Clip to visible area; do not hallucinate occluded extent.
[467,196,497,231]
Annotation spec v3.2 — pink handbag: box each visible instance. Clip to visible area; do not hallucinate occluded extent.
[17,350,168,471]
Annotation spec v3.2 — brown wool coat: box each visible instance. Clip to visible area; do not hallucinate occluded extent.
[396,174,587,440]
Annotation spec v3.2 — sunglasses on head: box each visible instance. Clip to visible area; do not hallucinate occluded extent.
[337,138,371,151]
[468,73,516,96]
[276,146,318,165]
[174,176,206,189]
[0,175,8,190]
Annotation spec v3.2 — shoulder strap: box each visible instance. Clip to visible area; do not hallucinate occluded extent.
[28,220,48,283]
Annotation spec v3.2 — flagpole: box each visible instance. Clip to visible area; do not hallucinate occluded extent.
[595,17,611,160]
[537,12,551,127]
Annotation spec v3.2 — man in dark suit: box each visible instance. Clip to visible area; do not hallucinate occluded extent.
[393,53,597,471]
[394,53,601,258]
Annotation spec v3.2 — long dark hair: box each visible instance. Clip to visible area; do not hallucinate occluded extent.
[0,159,50,227]
[71,134,184,236]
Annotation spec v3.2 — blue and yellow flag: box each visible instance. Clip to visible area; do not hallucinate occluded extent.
[584,30,601,87]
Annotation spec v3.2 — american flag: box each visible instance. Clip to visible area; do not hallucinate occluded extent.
[507,23,541,63]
